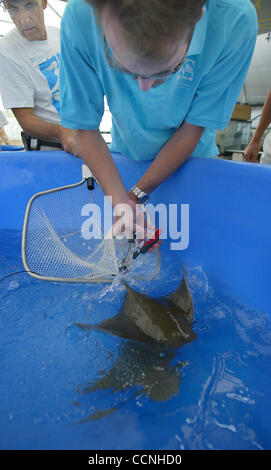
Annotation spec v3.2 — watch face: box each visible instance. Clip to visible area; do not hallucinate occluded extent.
[139,193,149,204]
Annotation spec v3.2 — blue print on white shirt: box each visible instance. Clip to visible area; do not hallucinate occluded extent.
[39,53,60,114]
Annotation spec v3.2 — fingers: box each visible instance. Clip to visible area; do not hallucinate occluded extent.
[244,152,259,163]
[112,203,145,239]
[64,139,80,157]
[145,239,162,253]
[111,196,162,253]
[243,142,261,163]
[244,153,257,162]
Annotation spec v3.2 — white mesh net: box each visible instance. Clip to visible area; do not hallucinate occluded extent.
[22,172,160,283]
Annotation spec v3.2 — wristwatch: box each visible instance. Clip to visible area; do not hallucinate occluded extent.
[131,185,150,204]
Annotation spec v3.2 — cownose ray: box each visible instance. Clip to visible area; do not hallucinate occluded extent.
[75,266,196,348]
[74,267,196,419]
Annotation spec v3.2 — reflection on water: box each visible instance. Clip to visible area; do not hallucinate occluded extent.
[76,342,189,422]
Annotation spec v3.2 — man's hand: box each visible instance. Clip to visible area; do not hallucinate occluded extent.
[127,188,161,252]
[243,140,260,162]
[59,127,79,156]
[244,90,271,163]
[112,196,146,240]
[112,194,161,253]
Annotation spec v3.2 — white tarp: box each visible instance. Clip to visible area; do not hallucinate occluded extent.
[236,1,271,105]
[239,33,271,105]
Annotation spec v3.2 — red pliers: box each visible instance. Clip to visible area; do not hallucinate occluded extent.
[119,229,161,272]
[133,228,161,259]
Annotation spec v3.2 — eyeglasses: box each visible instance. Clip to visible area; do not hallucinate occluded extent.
[2,1,39,18]
[103,35,191,81]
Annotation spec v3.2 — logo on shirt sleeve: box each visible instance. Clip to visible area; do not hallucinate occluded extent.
[38,53,60,114]
[176,58,196,88]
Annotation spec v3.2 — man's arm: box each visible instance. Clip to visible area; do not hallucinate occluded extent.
[75,129,129,207]
[133,121,204,194]
[76,122,203,203]
[75,123,202,242]
[12,107,78,155]
[244,90,271,162]
[75,129,147,239]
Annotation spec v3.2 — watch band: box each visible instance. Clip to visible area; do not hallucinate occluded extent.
[131,185,150,203]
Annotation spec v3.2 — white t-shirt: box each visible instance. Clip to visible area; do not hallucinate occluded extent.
[0,26,60,125]
[0,110,8,128]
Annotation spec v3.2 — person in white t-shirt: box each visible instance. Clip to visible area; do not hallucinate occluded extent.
[0,0,77,153]
[0,109,10,149]
[244,89,271,164]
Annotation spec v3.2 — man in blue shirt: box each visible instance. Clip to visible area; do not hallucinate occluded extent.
[60,0,257,238]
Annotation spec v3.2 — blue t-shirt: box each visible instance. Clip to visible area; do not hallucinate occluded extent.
[60,0,257,160]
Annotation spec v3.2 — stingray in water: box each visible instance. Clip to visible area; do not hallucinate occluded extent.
[76,267,196,348]
[74,268,197,420]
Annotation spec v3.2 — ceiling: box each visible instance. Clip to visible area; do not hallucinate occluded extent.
[251,0,271,35]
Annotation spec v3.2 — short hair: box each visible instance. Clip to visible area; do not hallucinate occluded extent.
[87,0,205,59]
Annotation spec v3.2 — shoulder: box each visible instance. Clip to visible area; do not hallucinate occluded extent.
[63,0,94,16]
[62,0,99,35]
[0,28,21,56]
[0,29,28,70]
[208,0,257,19]
[208,0,257,30]
[206,0,258,46]
[61,0,102,57]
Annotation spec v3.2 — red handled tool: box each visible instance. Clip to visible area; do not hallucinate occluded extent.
[119,229,161,272]
[133,228,161,259]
